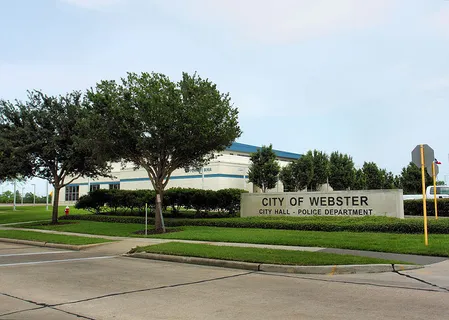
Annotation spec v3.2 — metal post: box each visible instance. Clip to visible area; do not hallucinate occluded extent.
[46,182,49,211]
[13,181,17,211]
[432,162,438,220]
[420,144,428,246]
[21,187,24,205]
[201,167,204,190]
[32,184,36,205]
[145,203,148,236]
[88,177,91,193]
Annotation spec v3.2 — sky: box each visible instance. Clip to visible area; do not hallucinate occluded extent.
[1,0,449,195]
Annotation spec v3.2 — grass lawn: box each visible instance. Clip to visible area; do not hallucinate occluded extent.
[17,220,144,236]
[131,242,411,266]
[147,226,449,257]
[0,205,88,225]
[18,221,449,257]
[0,230,112,245]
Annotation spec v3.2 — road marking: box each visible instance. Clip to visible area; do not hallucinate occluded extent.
[0,250,73,257]
[0,256,116,267]
[328,265,337,276]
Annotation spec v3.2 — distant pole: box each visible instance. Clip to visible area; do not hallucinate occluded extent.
[32,184,36,205]
[432,162,438,220]
[420,144,428,246]
[145,203,148,236]
[46,181,49,211]
[13,181,17,211]
[21,187,24,205]
[201,167,204,190]
[88,177,91,193]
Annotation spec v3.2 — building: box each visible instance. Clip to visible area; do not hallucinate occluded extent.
[61,142,301,205]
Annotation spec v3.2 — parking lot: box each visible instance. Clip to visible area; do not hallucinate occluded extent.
[1,241,448,320]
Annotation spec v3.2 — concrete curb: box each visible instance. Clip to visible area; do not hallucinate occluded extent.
[0,237,113,251]
[125,253,260,270]
[124,252,424,274]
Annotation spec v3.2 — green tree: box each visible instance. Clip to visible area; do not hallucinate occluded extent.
[279,163,296,192]
[400,162,433,194]
[380,169,396,189]
[328,151,355,190]
[352,168,366,190]
[0,91,112,223]
[293,153,314,191]
[393,175,402,189]
[362,162,383,189]
[248,144,280,193]
[308,150,329,191]
[87,72,241,232]
[0,191,14,203]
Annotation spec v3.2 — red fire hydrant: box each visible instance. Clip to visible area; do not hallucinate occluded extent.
[64,206,70,216]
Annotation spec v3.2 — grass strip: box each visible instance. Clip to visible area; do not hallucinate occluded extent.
[17,220,144,236]
[19,221,449,257]
[0,230,112,245]
[132,242,410,266]
[0,206,89,225]
[147,226,449,257]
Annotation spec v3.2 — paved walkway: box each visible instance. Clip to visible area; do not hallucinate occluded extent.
[0,225,446,265]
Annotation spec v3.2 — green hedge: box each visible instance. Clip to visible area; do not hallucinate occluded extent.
[60,215,449,234]
[404,199,449,217]
[75,187,247,217]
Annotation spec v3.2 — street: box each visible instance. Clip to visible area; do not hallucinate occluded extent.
[0,241,448,320]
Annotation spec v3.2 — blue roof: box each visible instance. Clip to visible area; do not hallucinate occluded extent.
[226,142,301,160]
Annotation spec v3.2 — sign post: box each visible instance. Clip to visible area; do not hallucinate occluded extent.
[145,203,148,236]
[412,144,434,246]
[432,162,439,220]
[420,145,428,246]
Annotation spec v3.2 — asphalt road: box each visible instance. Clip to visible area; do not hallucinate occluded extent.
[0,242,448,320]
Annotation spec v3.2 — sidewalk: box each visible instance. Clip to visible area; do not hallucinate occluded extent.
[0,226,446,265]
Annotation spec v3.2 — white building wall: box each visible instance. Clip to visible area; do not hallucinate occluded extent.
[59,149,297,205]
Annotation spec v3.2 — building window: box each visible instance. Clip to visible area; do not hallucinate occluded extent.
[90,184,100,192]
[109,184,120,190]
[65,186,79,201]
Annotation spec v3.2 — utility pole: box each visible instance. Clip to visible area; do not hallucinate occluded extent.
[32,184,36,205]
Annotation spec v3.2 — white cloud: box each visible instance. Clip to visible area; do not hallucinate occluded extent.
[60,0,122,9]
[159,0,395,44]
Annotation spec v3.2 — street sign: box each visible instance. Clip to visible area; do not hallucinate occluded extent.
[412,144,434,167]
[411,144,435,246]
[427,164,439,177]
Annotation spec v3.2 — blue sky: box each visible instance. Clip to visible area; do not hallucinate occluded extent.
[1,0,449,195]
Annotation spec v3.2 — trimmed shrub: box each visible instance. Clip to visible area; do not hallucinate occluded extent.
[60,214,449,234]
[74,187,246,217]
[216,188,247,216]
[404,199,449,217]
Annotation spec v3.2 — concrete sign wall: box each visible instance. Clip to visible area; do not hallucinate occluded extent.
[241,190,404,219]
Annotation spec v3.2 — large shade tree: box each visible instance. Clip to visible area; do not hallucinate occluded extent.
[0,91,112,223]
[87,72,242,232]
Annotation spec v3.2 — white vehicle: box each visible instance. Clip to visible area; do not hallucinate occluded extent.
[403,186,449,200]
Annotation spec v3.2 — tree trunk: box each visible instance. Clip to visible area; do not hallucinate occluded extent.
[154,187,166,233]
[51,187,60,224]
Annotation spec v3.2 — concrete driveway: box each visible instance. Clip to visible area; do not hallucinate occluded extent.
[0,241,448,320]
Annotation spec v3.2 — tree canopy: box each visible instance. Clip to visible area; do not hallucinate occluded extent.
[328,151,355,190]
[248,144,280,192]
[87,71,242,232]
[0,90,112,223]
